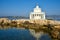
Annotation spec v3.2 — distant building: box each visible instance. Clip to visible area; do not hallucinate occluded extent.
[30,4,45,20]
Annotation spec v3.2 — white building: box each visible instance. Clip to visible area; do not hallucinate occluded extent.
[30,4,45,20]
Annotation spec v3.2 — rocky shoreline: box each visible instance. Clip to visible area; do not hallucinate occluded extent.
[0,18,60,40]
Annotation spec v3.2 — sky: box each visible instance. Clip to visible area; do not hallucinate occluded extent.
[0,0,60,17]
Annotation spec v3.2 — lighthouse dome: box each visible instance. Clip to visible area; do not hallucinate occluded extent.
[34,5,41,13]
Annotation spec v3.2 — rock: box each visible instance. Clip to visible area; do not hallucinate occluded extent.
[54,26,60,29]
[51,30,59,39]
[0,18,11,25]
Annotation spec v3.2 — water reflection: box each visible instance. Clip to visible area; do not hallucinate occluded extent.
[29,29,51,40]
[40,34,51,40]
[0,26,51,40]
[0,28,35,40]
[29,29,44,40]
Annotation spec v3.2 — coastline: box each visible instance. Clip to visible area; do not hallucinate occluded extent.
[0,18,60,29]
[0,18,60,40]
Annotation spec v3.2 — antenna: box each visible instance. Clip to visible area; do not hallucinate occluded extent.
[36,3,39,8]
[36,3,38,6]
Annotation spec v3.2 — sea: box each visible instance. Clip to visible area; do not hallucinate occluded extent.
[0,15,60,40]
[0,15,60,21]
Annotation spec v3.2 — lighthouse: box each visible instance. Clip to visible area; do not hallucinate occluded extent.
[30,4,45,20]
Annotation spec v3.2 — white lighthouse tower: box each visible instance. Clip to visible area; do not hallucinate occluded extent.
[30,4,45,20]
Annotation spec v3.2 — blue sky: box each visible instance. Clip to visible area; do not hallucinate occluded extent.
[0,0,60,17]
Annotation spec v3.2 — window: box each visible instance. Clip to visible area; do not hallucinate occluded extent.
[39,14,40,16]
[33,14,34,16]
[35,14,36,16]
[37,14,38,16]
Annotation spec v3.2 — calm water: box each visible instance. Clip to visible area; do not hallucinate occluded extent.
[0,28,51,40]
[0,16,56,40]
